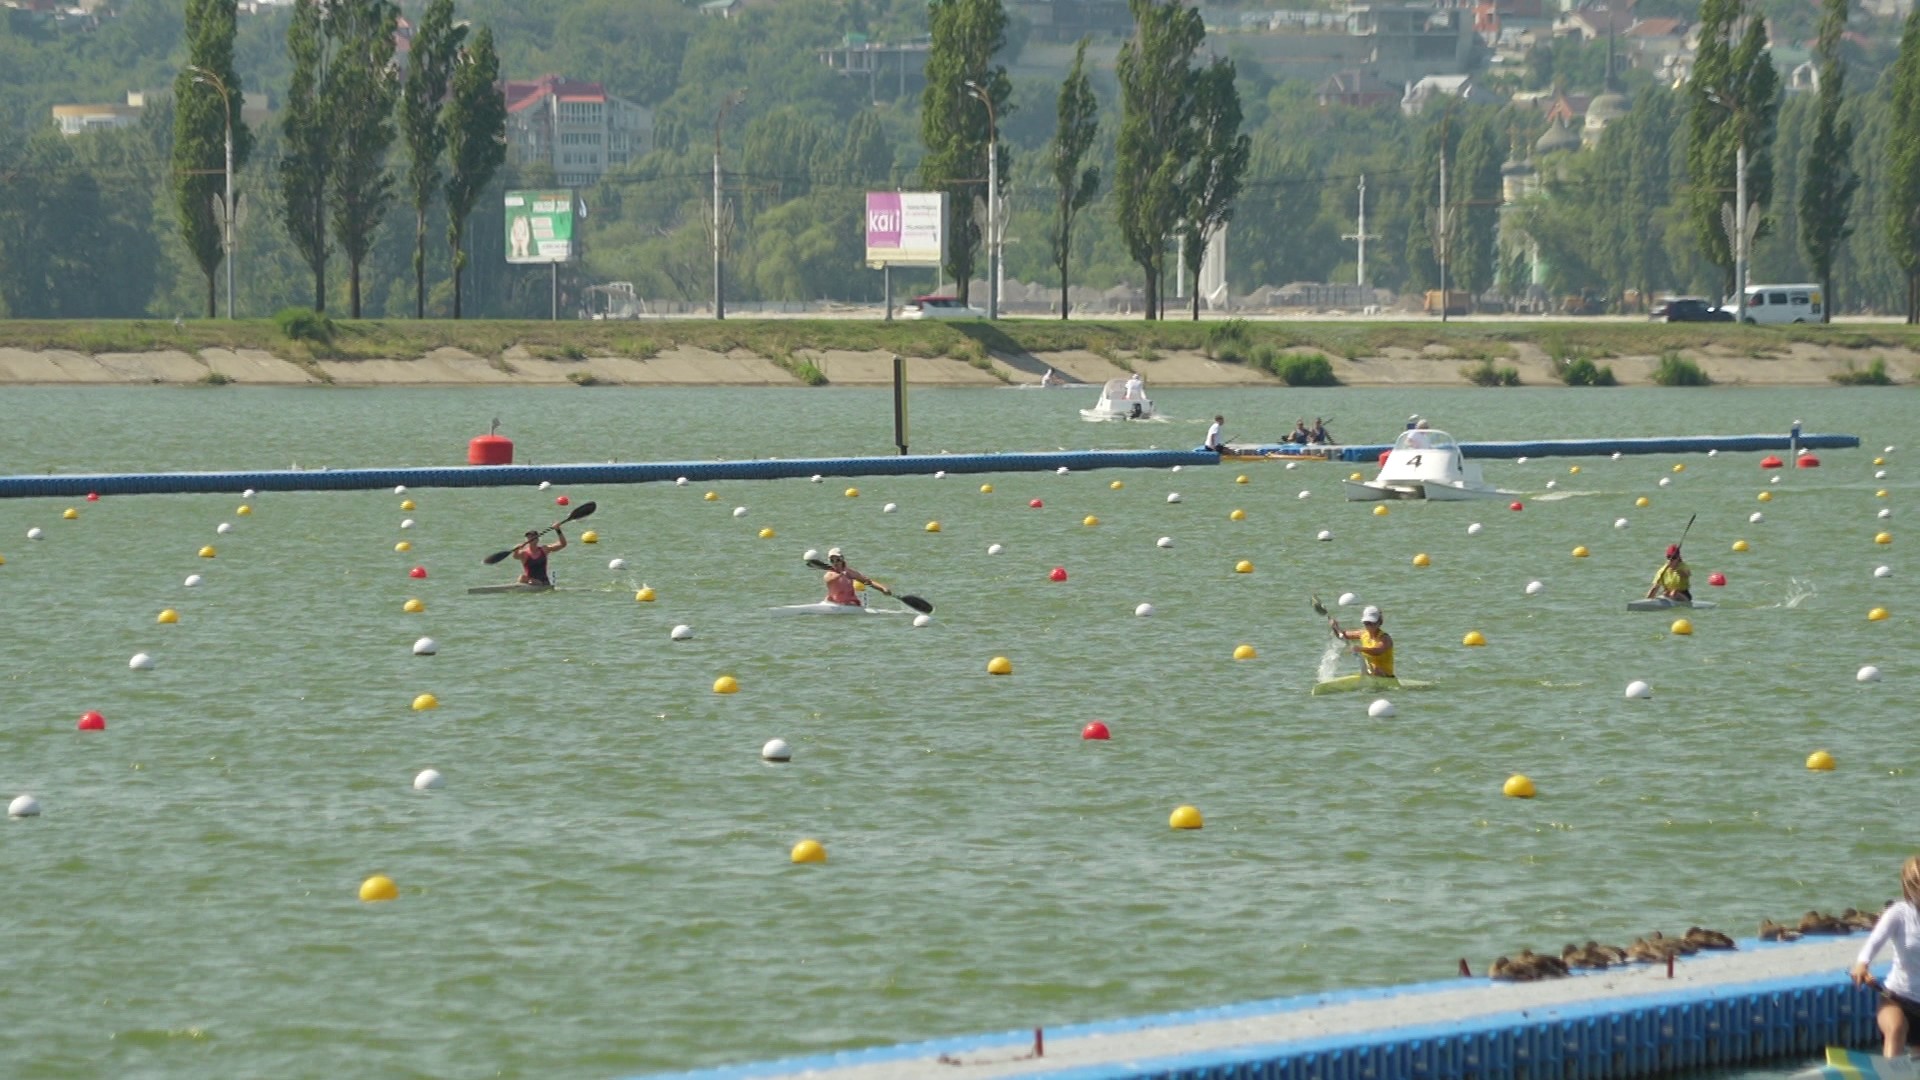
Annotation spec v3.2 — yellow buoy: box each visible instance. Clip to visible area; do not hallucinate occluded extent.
[63,508,78,520]
[1635,496,1650,508]
[1732,539,1750,552]
[1233,644,1257,660]
[1807,750,1837,771]
[1234,559,1253,574]
[1569,465,1582,475]
[158,609,179,624]
[1463,630,1487,647]
[1373,505,1389,517]
[403,598,425,614]
[1235,475,1249,485]
[791,839,827,864]
[1413,553,1431,567]
[1672,463,1686,473]
[236,505,252,516]
[1876,531,1893,545]
[1757,491,1772,503]
[1503,774,1537,798]
[1670,618,1693,636]
[758,527,775,539]
[635,586,656,602]
[395,541,412,552]
[1230,508,1246,521]
[582,530,599,543]
[359,874,398,902]
[1868,607,1889,622]
[1170,804,1204,829]
[0,554,6,565]
[412,693,438,711]
[1875,457,1887,466]
[1349,472,1364,481]
[987,656,1013,675]
[1083,515,1099,527]
[926,521,942,533]
[1572,546,1589,558]
[1110,480,1124,490]
[198,545,216,558]
[1877,489,1889,499]
[400,499,416,511]
[844,487,859,498]
[704,492,719,501]
[713,675,740,694]
[980,483,994,494]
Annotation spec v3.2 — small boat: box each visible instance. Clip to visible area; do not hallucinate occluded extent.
[768,601,905,616]
[1079,379,1160,422]
[468,582,556,595]
[1627,597,1718,612]
[1804,1047,1918,1080]
[1342,428,1515,502]
[1310,673,1437,696]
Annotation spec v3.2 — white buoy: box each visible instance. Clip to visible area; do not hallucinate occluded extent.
[934,470,947,479]
[1338,592,1359,606]
[761,738,792,762]
[1876,471,1889,480]
[216,522,233,534]
[1296,491,1311,500]
[883,502,897,513]
[1525,581,1544,596]
[1658,476,1672,487]
[400,518,415,529]
[1057,466,1070,476]
[1875,565,1893,578]
[539,481,552,490]
[608,558,627,571]
[1517,456,1529,464]
[1879,508,1892,520]
[987,543,1004,555]
[1546,480,1558,490]
[1625,680,1653,700]
[1888,446,1897,454]
[1135,603,1155,617]
[810,475,823,483]
[242,488,256,498]
[9,794,41,818]
[1317,530,1332,542]
[413,768,445,790]
[412,637,438,656]
[1707,449,1719,457]
[803,548,820,563]
[912,613,933,627]
[732,506,748,518]
[394,485,408,495]
[1467,523,1484,536]
[1770,475,1782,484]
[129,652,154,670]
[676,477,689,486]
[1750,511,1764,524]
[184,574,203,587]
[1368,699,1396,718]
[26,527,43,540]
[1167,493,1183,503]
[670,625,693,641]
[1156,536,1173,548]
[1611,452,1623,460]
[1285,462,1299,471]
[1614,518,1629,529]
[1858,666,1883,684]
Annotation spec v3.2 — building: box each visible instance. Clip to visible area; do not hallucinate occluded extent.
[1400,73,1501,114]
[1316,69,1401,107]
[503,76,653,188]
[51,89,269,137]
[815,36,932,102]
[1345,4,1487,87]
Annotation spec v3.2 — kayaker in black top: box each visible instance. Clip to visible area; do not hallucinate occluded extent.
[514,527,567,585]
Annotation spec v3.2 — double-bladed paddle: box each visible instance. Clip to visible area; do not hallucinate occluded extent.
[805,558,933,614]
[483,501,597,565]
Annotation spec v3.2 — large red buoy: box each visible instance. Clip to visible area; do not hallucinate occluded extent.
[1378,450,1391,466]
[468,419,513,465]
[1760,455,1783,469]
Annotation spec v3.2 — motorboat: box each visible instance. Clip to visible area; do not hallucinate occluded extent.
[1342,428,1515,501]
[1079,379,1160,421]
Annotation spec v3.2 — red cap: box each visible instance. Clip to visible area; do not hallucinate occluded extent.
[1666,544,1681,558]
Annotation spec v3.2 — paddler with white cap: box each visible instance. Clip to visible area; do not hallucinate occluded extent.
[1333,605,1395,678]
[822,547,894,608]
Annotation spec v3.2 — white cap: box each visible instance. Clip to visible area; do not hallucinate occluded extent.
[827,547,843,558]
[1362,606,1382,623]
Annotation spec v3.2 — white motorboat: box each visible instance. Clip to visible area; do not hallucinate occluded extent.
[1342,428,1515,501]
[1079,379,1160,421]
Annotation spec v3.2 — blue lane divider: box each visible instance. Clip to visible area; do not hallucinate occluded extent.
[0,450,1218,499]
[1225,432,1861,463]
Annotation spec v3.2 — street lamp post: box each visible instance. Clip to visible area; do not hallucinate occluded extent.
[713,89,745,321]
[1704,90,1751,324]
[190,65,236,320]
[963,80,998,320]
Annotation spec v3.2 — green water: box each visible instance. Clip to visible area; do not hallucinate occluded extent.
[0,385,1909,1078]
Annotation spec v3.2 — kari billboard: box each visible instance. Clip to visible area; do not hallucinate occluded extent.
[865,192,944,267]
[504,190,577,264]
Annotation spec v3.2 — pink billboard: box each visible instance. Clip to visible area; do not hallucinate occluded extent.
[865,192,944,267]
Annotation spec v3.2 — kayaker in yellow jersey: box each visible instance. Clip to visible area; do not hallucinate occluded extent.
[1336,606,1395,678]
[1646,543,1692,601]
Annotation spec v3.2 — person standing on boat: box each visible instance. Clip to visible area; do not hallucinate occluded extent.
[1646,544,1692,601]
[823,547,889,607]
[1040,367,1058,387]
[1405,417,1434,448]
[1204,415,1228,453]
[513,526,567,586]
[1335,606,1395,678]
[1124,372,1144,400]
[1851,855,1920,1059]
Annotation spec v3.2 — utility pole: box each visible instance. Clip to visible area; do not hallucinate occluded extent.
[1438,137,1451,324]
[964,80,998,319]
[1341,174,1378,286]
[1734,141,1748,323]
[712,89,745,320]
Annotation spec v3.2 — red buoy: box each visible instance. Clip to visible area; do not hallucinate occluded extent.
[1082,720,1110,740]
[85,492,99,502]
[1509,501,1524,511]
[468,428,513,465]
[1049,567,1068,582]
[1797,454,1820,468]
[409,566,427,579]
[77,711,105,731]
[555,495,570,506]
[1708,572,1727,586]
[1760,455,1783,469]
[1029,499,1043,509]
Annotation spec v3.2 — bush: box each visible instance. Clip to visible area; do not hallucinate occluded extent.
[273,307,333,344]
[1652,352,1712,386]
[1831,358,1894,386]
[1252,346,1339,386]
[1204,318,1252,358]
[198,370,233,386]
[566,371,604,386]
[1557,356,1617,387]
[1462,358,1521,387]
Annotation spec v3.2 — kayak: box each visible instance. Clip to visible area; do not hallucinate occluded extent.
[1310,674,1436,696]
[1627,597,1718,612]
[1805,1047,1918,1080]
[468,583,555,595]
[768,601,904,616]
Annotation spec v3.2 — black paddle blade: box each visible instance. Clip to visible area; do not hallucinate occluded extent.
[482,548,515,565]
[1309,595,1330,618]
[562,501,597,523]
[804,558,832,571]
[898,594,933,614]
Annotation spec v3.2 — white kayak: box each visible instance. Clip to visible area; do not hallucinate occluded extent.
[1627,597,1717,612]
[768,601,905,616]
[468,583,555,595]
[1310,674,1436,696]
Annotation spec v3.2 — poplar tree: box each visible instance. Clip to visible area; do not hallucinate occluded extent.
[1887,7,1920,322]
[171,0,252,318]
[402,0,465,318]
[920,0,1009,305]
[1685,0,1780,299]
[1114,0,1204,319]
[1451,114,1505,299]
[444,26,507,319]
[278,0,332,312]
[327,0,401,317]
[1178,57,1249,320]
[1048,38,1100,319]
[1799,0,1858,322]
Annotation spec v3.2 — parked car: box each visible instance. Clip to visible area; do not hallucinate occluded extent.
[903,295,987,320]
[1650,297,1735,323]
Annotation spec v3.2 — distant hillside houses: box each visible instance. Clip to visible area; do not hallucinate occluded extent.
[503,76,653,188]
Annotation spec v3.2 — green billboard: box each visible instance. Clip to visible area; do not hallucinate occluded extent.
[504,189,576,264]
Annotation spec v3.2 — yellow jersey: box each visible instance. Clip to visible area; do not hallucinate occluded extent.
[1654,560,1691,596]
[1357,627,1395,677]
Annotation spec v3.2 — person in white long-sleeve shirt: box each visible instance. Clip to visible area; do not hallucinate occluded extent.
[1851,855,1920,1058]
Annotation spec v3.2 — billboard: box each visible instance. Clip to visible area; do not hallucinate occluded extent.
[865,192,945,268]
[504,190,577,264]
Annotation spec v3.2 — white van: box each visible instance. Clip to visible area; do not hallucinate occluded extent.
[1733,284,1823,325]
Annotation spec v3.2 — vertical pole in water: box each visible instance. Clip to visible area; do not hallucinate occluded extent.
[892,354,909,455]
[883,264,892,322]
[551,263,559,321]
[1791,418,1802,459]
